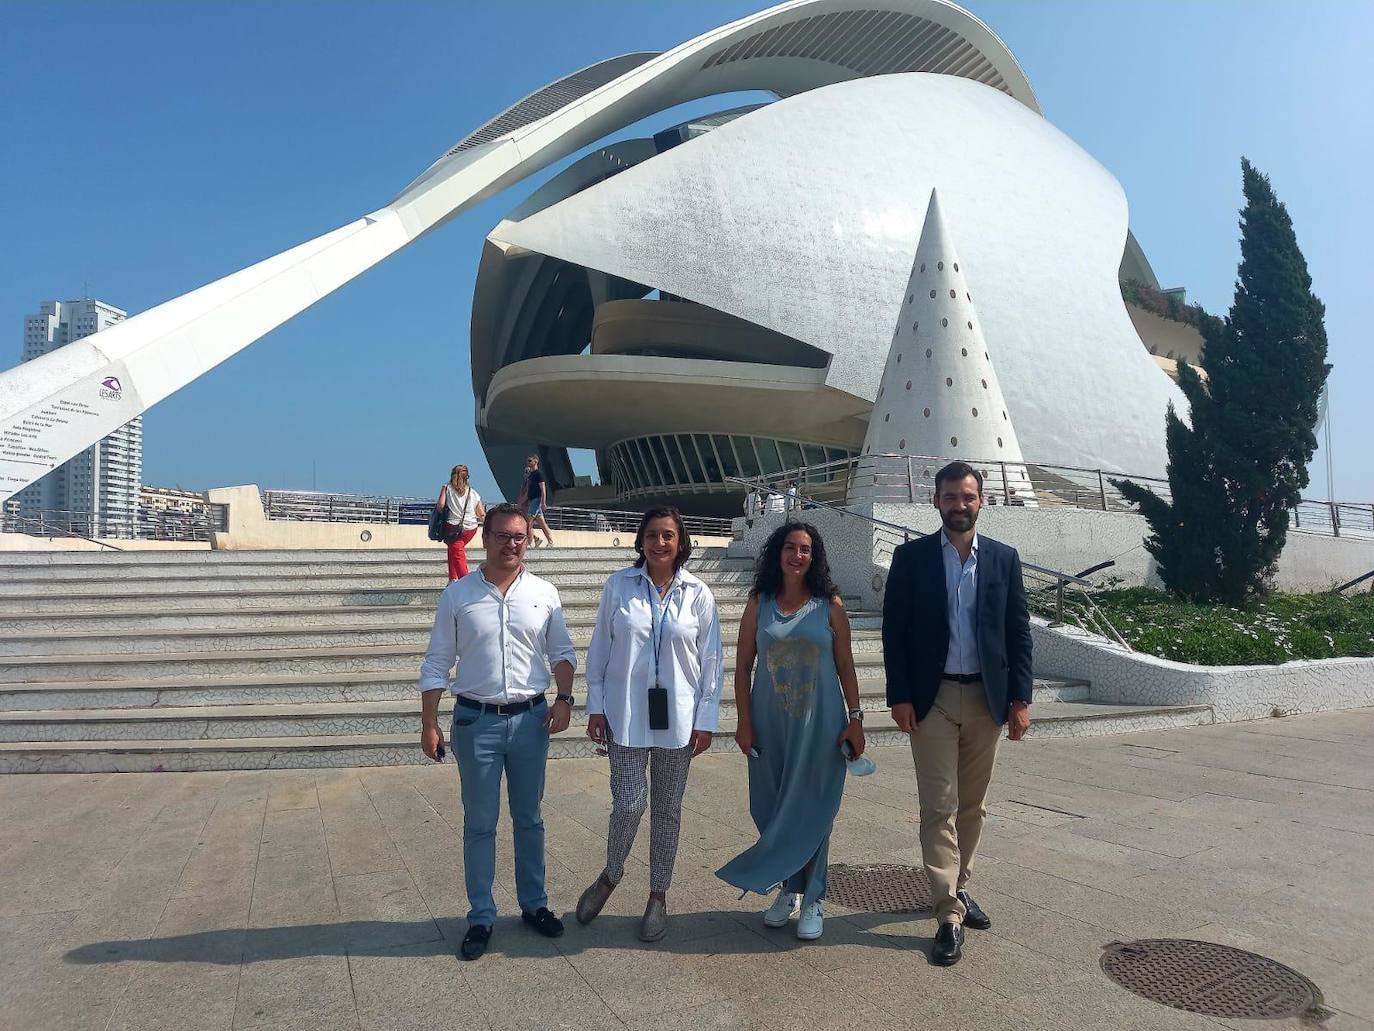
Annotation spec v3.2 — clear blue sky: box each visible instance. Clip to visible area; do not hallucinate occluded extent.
[2,0,1369,502]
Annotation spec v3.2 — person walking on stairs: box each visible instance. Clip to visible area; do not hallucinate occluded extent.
[435,464,484,582]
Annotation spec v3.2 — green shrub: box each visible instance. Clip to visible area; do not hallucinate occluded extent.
[1076,587,1374,666]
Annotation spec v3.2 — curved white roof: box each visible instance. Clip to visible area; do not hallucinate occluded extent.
[489,73,1182,476]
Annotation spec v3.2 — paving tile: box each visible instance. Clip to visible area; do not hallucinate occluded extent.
[347,942,489,1031]
[233,952,356,1030]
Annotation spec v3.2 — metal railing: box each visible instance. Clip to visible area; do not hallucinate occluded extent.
[260,490,734,538]
[0,505,226,543]
[1333,569,1374,595]
[728,475,1131,649]
[739,452,1373,539]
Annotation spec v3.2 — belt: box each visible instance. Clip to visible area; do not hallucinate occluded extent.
[943,673,983,684]
[455,694,546,716]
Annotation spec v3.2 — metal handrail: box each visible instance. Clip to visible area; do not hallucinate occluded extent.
[729,475,1132,649]
[1333,569,1374,594]
[260,489,734,537]
[741,451,1373,539]
[23,516,125,551]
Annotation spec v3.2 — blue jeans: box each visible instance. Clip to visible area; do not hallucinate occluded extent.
[451,701,550,926]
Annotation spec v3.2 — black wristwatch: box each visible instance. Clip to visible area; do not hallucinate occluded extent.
[555,693,575,707]
[847,708,864,723]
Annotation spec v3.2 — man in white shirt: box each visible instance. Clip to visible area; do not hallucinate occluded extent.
[419,503,577,961]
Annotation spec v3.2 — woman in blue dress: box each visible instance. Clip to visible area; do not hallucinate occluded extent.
[717,522,866,940]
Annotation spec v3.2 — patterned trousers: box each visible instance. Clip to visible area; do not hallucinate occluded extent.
[605,738,694,892]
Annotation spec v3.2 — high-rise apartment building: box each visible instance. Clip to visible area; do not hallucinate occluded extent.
[14,299,142,536]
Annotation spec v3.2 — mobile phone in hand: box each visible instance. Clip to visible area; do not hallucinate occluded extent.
[436,744,445,761]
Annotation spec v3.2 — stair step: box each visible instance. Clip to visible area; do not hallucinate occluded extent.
[0,600,757,636]
[0,610,881,657]
[0,547,698,569]
[0,702,1215,773]
[0,555,754,586]
[0,633,889,684]
[0,679,1089,740]
[0,667,1079,713]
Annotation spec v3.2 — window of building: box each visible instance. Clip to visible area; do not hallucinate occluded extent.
[777,441,804,472]
[711,435,741,478]
[754,438,784,475]
[674,436,704,484]
[648,436,680,484]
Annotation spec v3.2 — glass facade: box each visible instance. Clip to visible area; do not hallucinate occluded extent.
[606,433,855,498]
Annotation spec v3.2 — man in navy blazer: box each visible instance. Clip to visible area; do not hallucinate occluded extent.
[882,461,1033,967]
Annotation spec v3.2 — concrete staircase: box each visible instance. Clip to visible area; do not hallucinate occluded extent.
[0,548,1211,772]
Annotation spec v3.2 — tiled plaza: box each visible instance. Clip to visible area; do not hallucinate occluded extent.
[2,710,1371,1031]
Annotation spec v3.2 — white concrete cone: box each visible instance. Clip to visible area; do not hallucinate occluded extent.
[852,189,1034,507]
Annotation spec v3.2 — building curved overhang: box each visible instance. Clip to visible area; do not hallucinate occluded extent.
[402,0,1040,208]
[480,354,869,451]
[489,73,1185,477]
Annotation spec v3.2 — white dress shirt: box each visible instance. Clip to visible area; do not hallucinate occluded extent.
[584,565,724,749]
[941,532,981,675]
[418,566,577,702]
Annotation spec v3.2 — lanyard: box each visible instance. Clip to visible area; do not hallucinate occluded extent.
[645,575,673,687]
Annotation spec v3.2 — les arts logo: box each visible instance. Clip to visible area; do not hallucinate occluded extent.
[98,376,123,401]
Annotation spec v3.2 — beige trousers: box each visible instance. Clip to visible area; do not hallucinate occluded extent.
[910,678,1002,925]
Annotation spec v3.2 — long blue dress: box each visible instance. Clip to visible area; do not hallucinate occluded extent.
[716,594,847,908]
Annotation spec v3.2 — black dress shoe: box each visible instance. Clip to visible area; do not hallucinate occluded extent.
[932,921,964,966]
[958,890,992,930]
[460,924,492,961]
[521,907,565,938]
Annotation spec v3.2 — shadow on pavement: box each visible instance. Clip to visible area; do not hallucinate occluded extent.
[65,909,929,965]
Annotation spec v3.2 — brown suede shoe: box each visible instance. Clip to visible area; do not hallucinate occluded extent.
[639,896,667,942]
[576,872,616,925]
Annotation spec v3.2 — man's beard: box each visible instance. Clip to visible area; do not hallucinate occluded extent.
[941,508,977,533]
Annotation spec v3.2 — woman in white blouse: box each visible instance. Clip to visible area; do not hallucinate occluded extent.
[575,507,723,942]
[435,464,484,581]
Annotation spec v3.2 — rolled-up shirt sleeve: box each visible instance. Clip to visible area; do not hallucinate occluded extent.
[544,588,578,674]
[583,580,616,715]
[419,587,457,694]
[692,586,724,731]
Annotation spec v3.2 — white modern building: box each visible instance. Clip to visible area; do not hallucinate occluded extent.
[14,300,142,534]
[0,0,1207,515]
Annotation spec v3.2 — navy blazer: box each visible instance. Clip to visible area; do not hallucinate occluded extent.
[881,531,1033,725]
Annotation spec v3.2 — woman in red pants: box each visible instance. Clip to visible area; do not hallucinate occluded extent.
[436,465,485,581]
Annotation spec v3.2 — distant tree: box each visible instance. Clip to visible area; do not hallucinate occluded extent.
[1114,159,1329,603]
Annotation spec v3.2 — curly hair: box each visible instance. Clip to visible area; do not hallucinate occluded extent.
[633,506,692,572]
[750,521,839,600]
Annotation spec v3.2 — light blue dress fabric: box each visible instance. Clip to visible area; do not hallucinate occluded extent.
[716,594,847,908]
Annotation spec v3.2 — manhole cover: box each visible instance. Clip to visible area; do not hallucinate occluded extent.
[1101,940,1318,1020]
[826,864,931,913]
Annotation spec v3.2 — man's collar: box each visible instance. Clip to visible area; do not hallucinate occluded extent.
[479,563,525,589]
[940,530,979,553]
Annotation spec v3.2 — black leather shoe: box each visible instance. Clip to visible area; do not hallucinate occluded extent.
[460,924,491,961]
[932,921,964,966]
[521,907,565,938]
[958,890,991,930]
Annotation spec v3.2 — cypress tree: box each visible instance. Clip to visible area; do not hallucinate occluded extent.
[1114,159,1329,603]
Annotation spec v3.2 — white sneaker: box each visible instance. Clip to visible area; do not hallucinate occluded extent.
[763,891,801,928]
[796,900,824,940]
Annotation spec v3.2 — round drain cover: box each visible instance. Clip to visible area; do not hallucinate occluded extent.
[826,864,931,913]
[1101,940,1318,1020]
